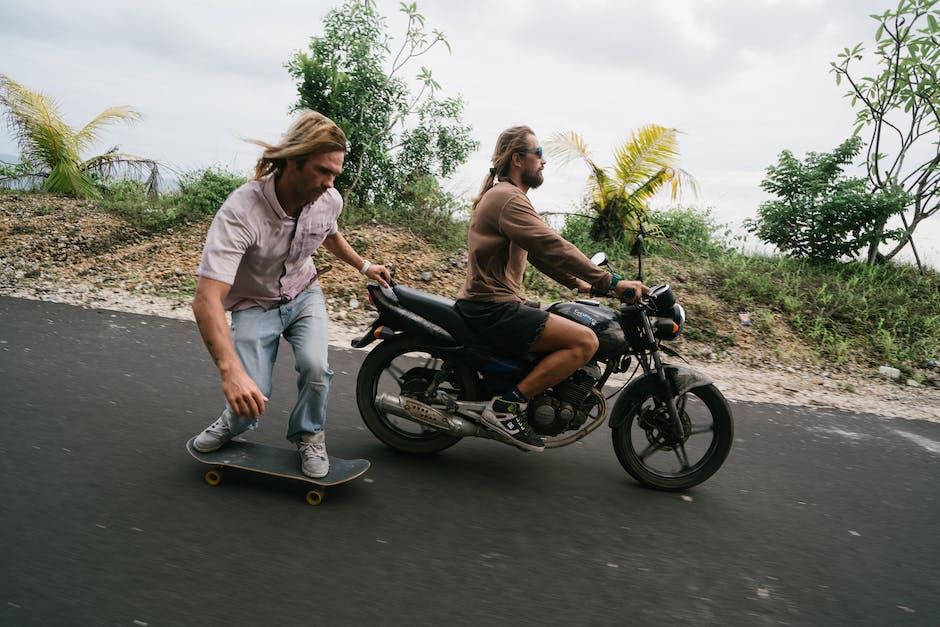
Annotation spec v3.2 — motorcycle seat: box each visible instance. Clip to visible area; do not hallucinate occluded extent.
[392,284,483,346]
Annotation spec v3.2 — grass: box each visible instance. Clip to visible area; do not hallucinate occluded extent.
[705,253,940,367]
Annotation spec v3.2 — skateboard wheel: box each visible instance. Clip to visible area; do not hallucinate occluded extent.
[204,469,223,486]
[305,488,324,506]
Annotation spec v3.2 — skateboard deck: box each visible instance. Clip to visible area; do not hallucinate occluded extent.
[186,437,370,505]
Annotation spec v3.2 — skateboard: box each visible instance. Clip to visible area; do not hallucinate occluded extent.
[185,437,370,506]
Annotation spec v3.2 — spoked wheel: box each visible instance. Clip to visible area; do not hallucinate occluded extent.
[356,337,480,454]
[612,384,733,491]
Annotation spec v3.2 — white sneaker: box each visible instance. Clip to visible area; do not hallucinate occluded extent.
[297,432,330,478]
[193,415,235,452]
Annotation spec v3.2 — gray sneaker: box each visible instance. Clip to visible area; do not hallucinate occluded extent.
[297,432,330,478]
[193,414,235,452]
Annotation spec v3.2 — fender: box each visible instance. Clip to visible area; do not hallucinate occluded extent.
[608,365,714,430]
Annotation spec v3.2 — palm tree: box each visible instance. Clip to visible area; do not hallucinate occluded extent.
[547,124,697,244]
[0,73,156,198]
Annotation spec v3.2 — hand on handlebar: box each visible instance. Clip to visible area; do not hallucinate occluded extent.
[614,279,650,304]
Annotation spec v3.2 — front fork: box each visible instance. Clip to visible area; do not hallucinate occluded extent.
[641,315,691,465]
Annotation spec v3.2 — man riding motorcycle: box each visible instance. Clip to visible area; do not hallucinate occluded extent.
[454,125,649,452]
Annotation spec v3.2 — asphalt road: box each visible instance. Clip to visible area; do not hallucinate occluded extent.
[1,296,937,626]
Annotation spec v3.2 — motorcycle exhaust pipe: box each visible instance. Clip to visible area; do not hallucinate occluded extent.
[375,393,486,438]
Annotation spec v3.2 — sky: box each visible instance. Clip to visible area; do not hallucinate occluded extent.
[1,0,937,267]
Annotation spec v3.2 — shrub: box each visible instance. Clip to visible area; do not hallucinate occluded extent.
[746,137,909,263]
[647,206,730,258]
[175,167,246,218]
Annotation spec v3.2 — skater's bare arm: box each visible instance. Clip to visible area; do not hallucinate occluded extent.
[191,276,267,419]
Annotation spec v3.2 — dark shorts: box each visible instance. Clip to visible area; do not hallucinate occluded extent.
[454,299,549,355]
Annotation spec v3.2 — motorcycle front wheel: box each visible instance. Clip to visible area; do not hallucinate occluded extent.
[611,384,733,491]
[356,336,480,454]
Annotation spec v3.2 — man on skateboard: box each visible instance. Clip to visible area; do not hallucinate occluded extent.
[191,110,391,478]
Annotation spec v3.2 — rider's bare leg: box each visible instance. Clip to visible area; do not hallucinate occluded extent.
[515,313,599,399]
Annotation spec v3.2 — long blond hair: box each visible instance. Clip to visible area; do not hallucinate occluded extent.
[247,110,347,180]
[471,125,535,209]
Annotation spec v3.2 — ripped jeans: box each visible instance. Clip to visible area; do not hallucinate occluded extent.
[223,285,332,443]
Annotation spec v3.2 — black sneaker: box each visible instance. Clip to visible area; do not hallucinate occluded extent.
[481,397,545,452]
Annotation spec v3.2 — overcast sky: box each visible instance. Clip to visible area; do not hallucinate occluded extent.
[1,0,937,266]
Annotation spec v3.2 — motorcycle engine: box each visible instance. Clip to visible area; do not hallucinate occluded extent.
[527,363,602,436]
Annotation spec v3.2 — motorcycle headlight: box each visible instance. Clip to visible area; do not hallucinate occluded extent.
[648,284,675,314]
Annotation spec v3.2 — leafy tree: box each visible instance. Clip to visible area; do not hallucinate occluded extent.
[286,0,477,209]
[0,73,156,199]
[547,124,697,244]
[745,137,910,262]
[830,0,940,267]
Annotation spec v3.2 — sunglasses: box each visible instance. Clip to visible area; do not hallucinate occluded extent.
[518,146,543,159]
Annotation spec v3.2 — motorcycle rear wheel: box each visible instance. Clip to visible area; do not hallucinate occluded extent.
[611,383,733,491]
[356,337,479,454]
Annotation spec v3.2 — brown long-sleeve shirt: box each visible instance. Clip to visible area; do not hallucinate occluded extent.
[457,180,613,303]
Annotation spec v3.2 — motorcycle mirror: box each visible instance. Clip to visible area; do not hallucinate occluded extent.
[630,235,644,258]
[590,252,609,267]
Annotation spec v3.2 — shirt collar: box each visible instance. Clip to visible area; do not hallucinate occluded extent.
[261,173,291,220]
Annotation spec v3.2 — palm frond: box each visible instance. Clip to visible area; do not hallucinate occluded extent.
[546,130,612,208]
[556,123,701,244]
[668,167,699,200]
[74,106,141,155]
[44,160,99,197]
[627,167,674,206]
[1,74,71,167]
[1,73,145,198]
[611,124,682,192]
[82,151,160,196]
[545,130,592,166]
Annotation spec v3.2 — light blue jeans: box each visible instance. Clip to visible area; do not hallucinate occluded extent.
[223,285,332,443]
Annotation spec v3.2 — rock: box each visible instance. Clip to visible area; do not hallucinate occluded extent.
[878,366,902,381]
[348,297,359,310]
[906,379,920,388]
[420,271,434,282]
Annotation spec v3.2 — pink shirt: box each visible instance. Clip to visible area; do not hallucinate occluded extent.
[196,173,341,311]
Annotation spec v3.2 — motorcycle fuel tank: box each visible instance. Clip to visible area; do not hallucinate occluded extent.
[547,300,628,359]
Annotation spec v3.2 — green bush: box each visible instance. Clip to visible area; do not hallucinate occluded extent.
[560,213,633,260]
[175,167,246,218]
[746,137,909,263]
[340,174,468,252]
[560,206,730,260]
[647,206,730,258]
[96,167,244,232]
[102,178,150,201]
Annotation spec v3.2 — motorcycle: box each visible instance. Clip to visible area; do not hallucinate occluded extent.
[351,237,733,491]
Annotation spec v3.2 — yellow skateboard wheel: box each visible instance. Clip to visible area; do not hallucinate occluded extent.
[305,488,325,506]
[204,469,222,486]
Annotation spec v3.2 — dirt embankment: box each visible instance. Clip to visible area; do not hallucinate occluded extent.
[1,192,937,422]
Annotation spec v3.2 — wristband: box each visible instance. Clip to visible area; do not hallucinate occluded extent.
[608,272,623,296]
[359,260,372,275]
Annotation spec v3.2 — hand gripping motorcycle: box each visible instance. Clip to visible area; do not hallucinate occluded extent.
[351,239,733,491]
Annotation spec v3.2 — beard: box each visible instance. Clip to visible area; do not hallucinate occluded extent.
[521,168,544,189]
